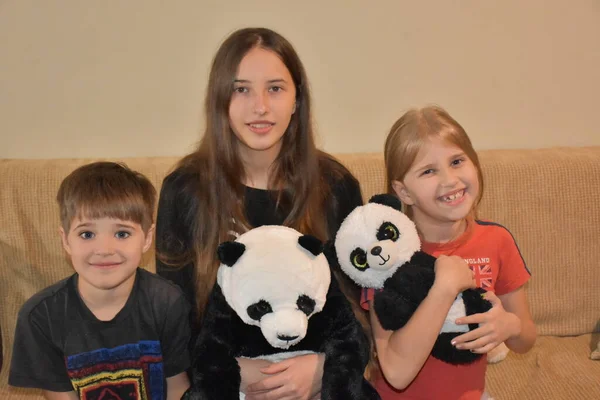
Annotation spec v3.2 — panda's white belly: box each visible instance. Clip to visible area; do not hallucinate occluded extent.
[239,351,316,400]
[440,293,470,333]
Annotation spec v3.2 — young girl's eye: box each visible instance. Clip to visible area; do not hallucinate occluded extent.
[451,158,465,166]
[79,231,94,240]
[421,169,434,176]
[115,231,131,239]
[233,86,248,94]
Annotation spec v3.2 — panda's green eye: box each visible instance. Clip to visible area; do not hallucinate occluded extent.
[350,248,369,270]
[377,222,400,242]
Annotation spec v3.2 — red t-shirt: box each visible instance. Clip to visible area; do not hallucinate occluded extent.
[361,220,530,400]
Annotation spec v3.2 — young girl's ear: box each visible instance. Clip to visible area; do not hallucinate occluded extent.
[59,226,72,255]
[391,180,414,206]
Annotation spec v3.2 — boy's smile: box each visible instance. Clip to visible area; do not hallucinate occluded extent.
[60,217,154,297]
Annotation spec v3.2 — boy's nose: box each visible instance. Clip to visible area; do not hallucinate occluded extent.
[94,237,116,254]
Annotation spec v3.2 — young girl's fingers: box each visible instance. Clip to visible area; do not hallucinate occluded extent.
[245,386,296,400]
[452,324,492,345]
[455,334,495,351]
[471,342,500,354]
[455,312,488,325]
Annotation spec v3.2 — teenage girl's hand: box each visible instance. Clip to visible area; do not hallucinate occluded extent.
[452,291,521,353]
[244,353,324,400]
[432,255,476,297]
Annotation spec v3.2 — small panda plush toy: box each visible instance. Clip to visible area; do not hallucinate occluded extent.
[327,194,491,365]
[184,225,380,400]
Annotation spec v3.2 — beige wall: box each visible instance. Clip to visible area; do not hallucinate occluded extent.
[1,0,599,159]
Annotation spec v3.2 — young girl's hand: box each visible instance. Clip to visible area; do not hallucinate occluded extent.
[244,353,324,400]
[452,291,521,353]
[433,255,476,296]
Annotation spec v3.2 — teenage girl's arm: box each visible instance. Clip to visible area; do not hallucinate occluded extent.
[166,372,191,400]
[372,255,475,390]
[453,286,536,354]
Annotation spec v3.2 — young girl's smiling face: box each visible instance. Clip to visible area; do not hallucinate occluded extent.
[394,136,480,229]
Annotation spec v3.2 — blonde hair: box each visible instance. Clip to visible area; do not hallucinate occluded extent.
[384,105,484,218]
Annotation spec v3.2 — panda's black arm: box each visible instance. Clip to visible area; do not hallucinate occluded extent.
[184,285,241,400]
[316,278,381,400]
[375,260,436,331]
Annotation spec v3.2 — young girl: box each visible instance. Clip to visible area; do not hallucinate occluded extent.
[155,27,367,400]
[362,106,536,399]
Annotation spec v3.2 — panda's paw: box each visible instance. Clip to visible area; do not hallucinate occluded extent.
[487,342,510,364]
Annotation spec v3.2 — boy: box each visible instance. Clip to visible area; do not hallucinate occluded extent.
[9,162,191,400]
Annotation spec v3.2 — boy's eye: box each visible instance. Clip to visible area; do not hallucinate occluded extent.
[79,231,94,240]
[115,231,130,239]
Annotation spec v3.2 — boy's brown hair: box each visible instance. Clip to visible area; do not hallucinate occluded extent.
[57,162,156,232]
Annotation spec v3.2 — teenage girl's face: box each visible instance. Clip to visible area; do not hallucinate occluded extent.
[393,137,480,228]
[229,47,297,162]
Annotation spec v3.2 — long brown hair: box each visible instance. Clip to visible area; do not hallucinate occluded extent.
[384,105,484,218]
[165,28,339,317]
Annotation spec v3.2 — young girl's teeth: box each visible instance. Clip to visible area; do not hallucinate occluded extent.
[443,190,464,202]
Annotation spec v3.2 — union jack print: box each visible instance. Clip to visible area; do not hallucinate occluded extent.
[471,264,493,289]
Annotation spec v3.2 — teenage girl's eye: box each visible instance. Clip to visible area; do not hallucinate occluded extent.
[115,231,131,239]
[233,86,248,94]
[78,231,94,240]
[269,86,282,93]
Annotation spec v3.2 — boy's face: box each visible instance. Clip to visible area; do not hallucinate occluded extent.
[60,216,154,294]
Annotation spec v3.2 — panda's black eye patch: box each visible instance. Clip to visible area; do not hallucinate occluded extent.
[350,248,369,270]
[297,295,316,316]
[377,222,400,242]
[247,300,273,321]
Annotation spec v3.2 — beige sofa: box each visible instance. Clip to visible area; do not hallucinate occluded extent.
[1,147,599,399]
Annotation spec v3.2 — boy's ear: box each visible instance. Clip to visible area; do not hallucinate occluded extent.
[59,226,72,255]
[143,224,155,253]
[391,180,414,206]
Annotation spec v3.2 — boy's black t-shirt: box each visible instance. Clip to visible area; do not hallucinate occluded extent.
[9,268,191,399]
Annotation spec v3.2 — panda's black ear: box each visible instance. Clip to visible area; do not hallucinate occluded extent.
[323,240,339,267]
[298,235,323,256]
[369,194,402,212]
[217,241,246,267]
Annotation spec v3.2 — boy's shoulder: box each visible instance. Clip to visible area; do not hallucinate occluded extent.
[136,268,189,306]
[17,274,75,321]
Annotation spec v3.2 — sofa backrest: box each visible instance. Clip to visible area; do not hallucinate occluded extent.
[1,147,599,385]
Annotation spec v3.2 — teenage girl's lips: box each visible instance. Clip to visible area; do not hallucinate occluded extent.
[438,189,467,206]
[246,121,274,135]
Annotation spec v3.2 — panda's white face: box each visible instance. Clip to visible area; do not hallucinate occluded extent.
[217,226,330,349]
[334,203,421,289]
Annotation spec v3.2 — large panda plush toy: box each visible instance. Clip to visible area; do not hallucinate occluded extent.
[184,225,380,400]
[327,194,491,365]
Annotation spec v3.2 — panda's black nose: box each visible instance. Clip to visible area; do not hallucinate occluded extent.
[277,334,299,342]
[371,246,382,256]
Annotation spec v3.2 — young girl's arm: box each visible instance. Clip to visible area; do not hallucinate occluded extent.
[453,286,536,354]
[372,255,475,390]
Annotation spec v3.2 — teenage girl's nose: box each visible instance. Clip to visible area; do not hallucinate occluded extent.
[253,90,270,115]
